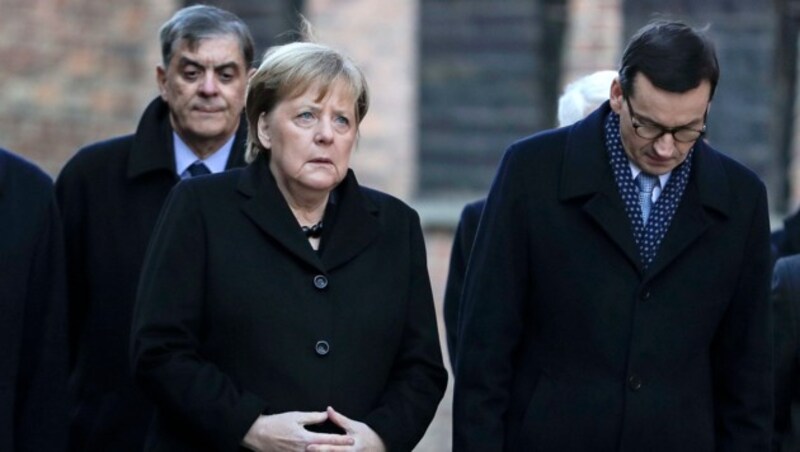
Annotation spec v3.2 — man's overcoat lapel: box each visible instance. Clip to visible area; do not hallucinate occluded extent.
[559,106,642,272]
[645,140,732,280]
[559,104,733,279]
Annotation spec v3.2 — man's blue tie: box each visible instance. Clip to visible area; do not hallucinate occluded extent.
[187,161,211,178]
[636,173,658,225]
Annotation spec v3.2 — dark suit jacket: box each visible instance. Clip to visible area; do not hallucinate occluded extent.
[130,157,447,452]
[55,98,247,452]
[772,255,800,451]
[0,149,67,451]
[443,198,484,367]
[453,103,773,451]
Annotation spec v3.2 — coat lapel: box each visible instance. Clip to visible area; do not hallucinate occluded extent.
[644,141,731,280]
[237,160,380,273]
[126,97,248,180]
[560,104,733,278]
[126,98,176,180]
[581,189,642,271]
[560,103,641,271]
[320,170,380,271]
[237,157,325,272]
[224,113,249,169]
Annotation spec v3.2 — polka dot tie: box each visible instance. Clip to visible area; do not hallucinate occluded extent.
[604,112,693,269]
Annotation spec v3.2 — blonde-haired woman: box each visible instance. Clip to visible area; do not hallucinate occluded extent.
[131,41,447,452]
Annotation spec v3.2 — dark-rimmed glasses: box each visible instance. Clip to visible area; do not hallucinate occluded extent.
[625,97,706,143]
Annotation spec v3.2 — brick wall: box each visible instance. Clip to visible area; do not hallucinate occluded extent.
[0,0,176,176]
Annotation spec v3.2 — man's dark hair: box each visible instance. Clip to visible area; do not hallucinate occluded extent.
[619,20,719,101]
[159,5,255,69]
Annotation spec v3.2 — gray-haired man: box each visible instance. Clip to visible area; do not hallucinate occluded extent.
[55,6,254,451]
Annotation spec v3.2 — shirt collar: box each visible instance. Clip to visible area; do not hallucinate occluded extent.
[173,132,235,178]
[628,162,671,189]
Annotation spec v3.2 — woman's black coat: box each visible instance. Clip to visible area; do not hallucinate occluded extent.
[131,157,447,451]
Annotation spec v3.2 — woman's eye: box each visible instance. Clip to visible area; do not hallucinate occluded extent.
[333,116,351,130]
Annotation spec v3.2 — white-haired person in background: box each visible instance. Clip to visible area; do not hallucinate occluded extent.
[558,70,618,128]
[443,69,617,367]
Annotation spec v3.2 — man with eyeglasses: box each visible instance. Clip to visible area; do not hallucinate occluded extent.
[453,20,772,451]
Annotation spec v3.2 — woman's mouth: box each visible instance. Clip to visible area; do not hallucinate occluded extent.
[309,158,333,164]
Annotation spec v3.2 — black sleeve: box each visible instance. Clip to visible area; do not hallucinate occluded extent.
[130,183,267,451]
[711,184,773,451]
[54,166,89,369]
[17,193,68,451]
[443,200,483,368]
[363,210,448,452]
[772,256,800,450]
[453,146,531,451]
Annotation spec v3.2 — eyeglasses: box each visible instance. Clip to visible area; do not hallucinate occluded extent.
[625,97,706,143]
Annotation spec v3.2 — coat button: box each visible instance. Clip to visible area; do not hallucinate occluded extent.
[641,290,651,301]
[628,374,643,391]
[313,275,328,290]
[315,340,330,356]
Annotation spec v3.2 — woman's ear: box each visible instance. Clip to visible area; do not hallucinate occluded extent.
[257,113,271,149]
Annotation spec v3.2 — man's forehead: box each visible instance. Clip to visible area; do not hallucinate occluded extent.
[630,74,710,122]
[631,73,711,100]
[172,35,245,65]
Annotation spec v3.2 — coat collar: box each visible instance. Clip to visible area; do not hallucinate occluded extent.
[559,101,733,277]
[237,155,380,273]
[0,149,8,197]
[126,97,248,180]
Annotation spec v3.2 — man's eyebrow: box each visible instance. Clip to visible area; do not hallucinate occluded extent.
[176,57,241,72]
[177,56,200,67]
[214,62,241,72]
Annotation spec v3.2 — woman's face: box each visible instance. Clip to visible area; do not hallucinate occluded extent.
[259,81,358,196]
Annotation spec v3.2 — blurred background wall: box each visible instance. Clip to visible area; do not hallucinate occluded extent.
[1,0,797,449]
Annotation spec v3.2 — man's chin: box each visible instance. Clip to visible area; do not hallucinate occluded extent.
[181,124,235,141]
[641,158,678,176]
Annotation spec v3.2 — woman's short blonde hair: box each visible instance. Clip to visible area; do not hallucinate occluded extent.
[244,41,370,163]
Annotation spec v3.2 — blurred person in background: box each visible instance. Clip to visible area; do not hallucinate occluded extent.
[131,39,447,452]
[0,147,67,451]
[772,254,800,450]
[772,209,800,260]
[55,5,253,451]
[443,69,617,366]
